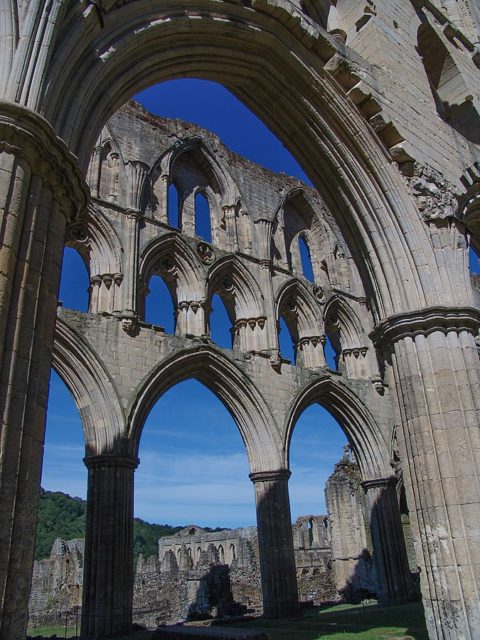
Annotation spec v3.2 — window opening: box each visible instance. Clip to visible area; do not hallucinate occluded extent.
[210,294,233,349]
[168,183,180,228]
[145,275,175,333]
[195,192,212,243]
[299,235,315,282]
[59,247,90,312]
[278,316,296,363]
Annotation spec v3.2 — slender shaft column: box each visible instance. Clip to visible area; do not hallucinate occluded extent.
[121,209,141,320]
[222,204,239,252]
[253,219,278,353]
[373,308,480,640]
[81,455,138,639]
[362,477,413,604]
[250,470,299,616]
[0,103,87,640]
[159,174,169,223]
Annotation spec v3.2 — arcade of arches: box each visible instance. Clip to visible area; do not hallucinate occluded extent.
[1,2,480,640]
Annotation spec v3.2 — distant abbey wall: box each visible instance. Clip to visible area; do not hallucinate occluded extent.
[28,452,409,629]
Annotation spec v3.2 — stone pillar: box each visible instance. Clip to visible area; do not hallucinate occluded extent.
[159,174,169,223]
[297,335,327,368]
[126,161,149,212]
[86,145,102,198]
[0,103,87,640]
[222,204,239,252]
[373,308,480,640]
[121,209,141,322]
[325,453,373,598]
[250,470,299,616]
[363,477,413,604]
[253,219,278,353]
[81,455,138,639]
[176,300,207,337]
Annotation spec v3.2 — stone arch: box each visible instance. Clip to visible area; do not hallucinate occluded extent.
[40,2,447,318]
[276,278,325,368]
[67,204,124,314]
[208,256,266,351]
[149,137,242,246]
[128,346,283,473]
[276,189,319,275]
[52,316,126,456]
[323,294,376,378]
[272,187,351,290]
[284,377,391,480]
[160,137,240,206]
[139,232,206,334]
[90,126,128,205]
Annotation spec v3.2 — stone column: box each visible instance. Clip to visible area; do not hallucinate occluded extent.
[121,209,141,323]
[373,308,480,640]
[253,219,278,353]
[159,174,169,223]
[250,470,299,617]
[222,204,239,252]
[0,103,87,640]
[86,145,102,198]
[297,335,327,368]
[362,477,413,604]
[81,455,138,639]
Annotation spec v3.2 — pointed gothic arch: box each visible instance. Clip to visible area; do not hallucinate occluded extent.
[276,278,326,368]
[40,2,449,320]
[127,346,283,473]
[139,233,206,333]
[284,376,391,481]
[52,316,127,456]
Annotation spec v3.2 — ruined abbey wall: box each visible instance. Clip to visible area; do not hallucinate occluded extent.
[29,452,407,629]
[2,3,480,639]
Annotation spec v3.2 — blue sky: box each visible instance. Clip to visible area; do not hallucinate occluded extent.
[44,80,352,528]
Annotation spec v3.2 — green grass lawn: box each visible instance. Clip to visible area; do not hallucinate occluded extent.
[27,601,428,640]
[27,625,78,638]
[221,601,428,640]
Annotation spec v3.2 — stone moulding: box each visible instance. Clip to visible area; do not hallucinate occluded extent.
[0,101,88,219]
[370,306,480,349]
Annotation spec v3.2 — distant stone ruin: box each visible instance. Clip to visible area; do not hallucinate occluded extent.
[29,452,415,629]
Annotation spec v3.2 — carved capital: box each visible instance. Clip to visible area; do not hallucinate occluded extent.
[370,306,480,349]
[84,454,139,470]
[0,102,88,219]
[249,469,291,484]
[361,476,397,491]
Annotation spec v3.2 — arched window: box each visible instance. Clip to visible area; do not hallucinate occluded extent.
[145,275,175,333]
[168,183,180,228]
[59,247,90,312]
[209,294,233,349]
[299,235,315,282]
[195,192,212,243]
[278,316,296,363]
